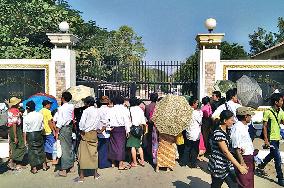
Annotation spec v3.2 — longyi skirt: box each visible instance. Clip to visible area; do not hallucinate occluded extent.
[126,135,141,148]
[27,131,45,167]
[98,138,112,169]
[108,127,126,161]
[157,133,176,169]
[44,134,55,154]
[78,130,98,169]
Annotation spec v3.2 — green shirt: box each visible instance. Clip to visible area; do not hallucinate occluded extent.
[263,107,284,141]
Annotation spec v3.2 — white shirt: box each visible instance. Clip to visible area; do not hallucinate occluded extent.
[79,106,101,132]
[107,105,132,133]
[98,105,111,138]
[212,100,242,122]
[129,106,147,126]
[54,103,74,129]
[231,121,254,156]
[23,111,44,133]
[186,110,203,141]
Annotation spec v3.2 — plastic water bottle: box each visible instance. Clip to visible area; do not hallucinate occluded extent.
[52,142,57,160]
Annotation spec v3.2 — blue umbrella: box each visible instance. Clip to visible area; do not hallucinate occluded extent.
[22,93,58,112]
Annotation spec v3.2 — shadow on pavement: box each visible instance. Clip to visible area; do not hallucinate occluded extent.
[0,161,9,174]
[173,176,210,188]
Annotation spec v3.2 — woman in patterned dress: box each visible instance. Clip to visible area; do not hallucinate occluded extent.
[156,133,176,172]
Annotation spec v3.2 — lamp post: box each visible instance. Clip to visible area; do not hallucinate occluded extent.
[205,18,217,33]
[59,21,69,33]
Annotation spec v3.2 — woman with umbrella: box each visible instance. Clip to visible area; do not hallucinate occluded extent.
[152,95,193,172]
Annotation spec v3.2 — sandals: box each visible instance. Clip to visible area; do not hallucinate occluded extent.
[118,165,130,170]
[43,166,50,171]
[138,159,145,167]
[56,171,67,177]
[30,169,38,174]
[74,177,84,183]
[130,162,138,167]
[94,174,101,180]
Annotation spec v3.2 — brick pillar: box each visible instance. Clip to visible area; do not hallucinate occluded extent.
[204,62,216,96]
[196,33,224,100]
[55,61,66,99]
[47,33,78,100]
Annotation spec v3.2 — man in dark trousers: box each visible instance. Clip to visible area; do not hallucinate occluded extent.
[258,93,284,187]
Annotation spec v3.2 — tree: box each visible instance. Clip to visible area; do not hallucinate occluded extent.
[249,17,284,55]
[177,41,248,95]
[220,41,249,60]
[0,0,147,83]
[0,0,84,58]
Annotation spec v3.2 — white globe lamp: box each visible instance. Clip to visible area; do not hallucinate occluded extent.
[205,18,217,33]
[59,21,69,33]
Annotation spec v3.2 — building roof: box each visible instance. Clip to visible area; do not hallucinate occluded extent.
[252,41,284,59]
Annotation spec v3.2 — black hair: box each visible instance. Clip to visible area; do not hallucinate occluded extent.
[212,91,221,98]
[84,96,95,106]
[26,100,36,112]
[129,97,140,107]
[188,97,198,106]
[202,96,210,105]
[226,89,237,102]
[51,109,58,117]
[112,95,124,105]
[236,115,246,121]
[220,110,234,124]
[62,91,72,102]
[157,97,163,102]
[270,93,283,106]
[150,93,158,102]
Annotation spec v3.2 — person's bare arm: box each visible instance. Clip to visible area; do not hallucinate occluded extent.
[23,132,27,146]
[263,121,270,146]
[218,141,248,174]
[97,126,106,134]
[48,120,56,131]
[234,148,246,167]
[12,124,18,144]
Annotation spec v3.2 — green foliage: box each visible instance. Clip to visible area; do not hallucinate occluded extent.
[249,17,284,55]
[0,0,84,58]
[0,0,147,81]
[220,41,248,60]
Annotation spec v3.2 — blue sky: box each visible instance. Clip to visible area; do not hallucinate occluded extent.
[68,0,283,61]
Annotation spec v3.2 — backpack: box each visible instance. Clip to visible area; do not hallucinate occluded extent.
[0,103,8,126]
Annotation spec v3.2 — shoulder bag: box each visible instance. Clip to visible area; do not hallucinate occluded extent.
[129,109,143,138]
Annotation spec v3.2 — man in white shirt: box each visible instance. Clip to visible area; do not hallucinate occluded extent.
[77,96,104,182]
[54,92,75,177]
[231,107,255,188]
[212,89,242,122]
[107,95,132,170]
[23,100,47,174]
[97,96,112,169]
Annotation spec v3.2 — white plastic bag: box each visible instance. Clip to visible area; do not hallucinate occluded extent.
[56,140,62,158]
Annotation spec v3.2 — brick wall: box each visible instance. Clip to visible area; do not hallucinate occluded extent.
[55,61,66,100]
[204,62,216,97]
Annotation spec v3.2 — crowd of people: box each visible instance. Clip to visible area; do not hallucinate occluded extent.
[3,88,284,187]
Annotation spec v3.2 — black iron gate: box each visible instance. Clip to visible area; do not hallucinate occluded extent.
[76,61,198,100]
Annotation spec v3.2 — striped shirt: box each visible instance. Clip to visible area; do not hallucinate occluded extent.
[208,128,233,179]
